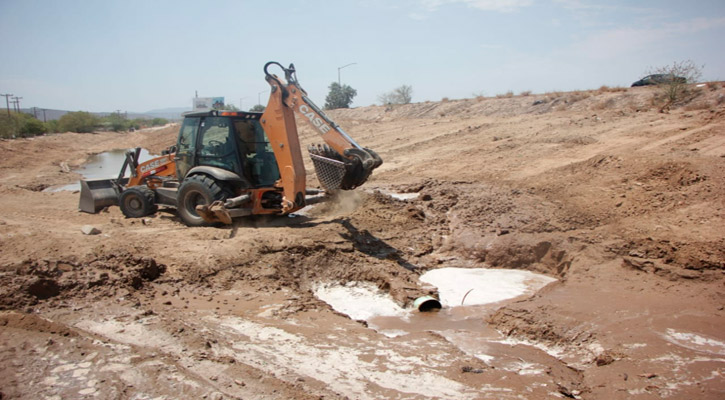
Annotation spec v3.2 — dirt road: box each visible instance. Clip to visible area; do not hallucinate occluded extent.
[1,85,724,399]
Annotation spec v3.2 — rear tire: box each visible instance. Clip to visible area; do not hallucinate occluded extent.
[119,186,157,218]
[177,175,226,227]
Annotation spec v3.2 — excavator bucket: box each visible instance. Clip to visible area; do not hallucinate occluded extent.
[309,151,347,191]
[78,178,121,213]
[308,144,380,191]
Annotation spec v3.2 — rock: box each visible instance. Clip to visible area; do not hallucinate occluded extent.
[81,225,101,235]
[59,162,71,173]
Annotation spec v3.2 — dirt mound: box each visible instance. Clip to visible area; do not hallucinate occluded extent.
[0,311,78,337]
[0,254,166,310]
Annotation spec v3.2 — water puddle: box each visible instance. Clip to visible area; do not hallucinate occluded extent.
[366,189,420,201]
[420,267,556,307]
[46,149,155,192]
[314,268,560,374]
[315,268,556,339]
[663,329,725,356]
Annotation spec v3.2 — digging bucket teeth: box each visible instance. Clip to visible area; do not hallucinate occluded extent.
[308,144,381,191]
[79,178,122,213]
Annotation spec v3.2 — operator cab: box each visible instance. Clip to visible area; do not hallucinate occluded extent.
[176,110,280,187]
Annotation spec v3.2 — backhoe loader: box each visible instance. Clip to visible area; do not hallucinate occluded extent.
[79,62,382,226]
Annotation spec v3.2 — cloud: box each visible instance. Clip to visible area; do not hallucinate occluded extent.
[666,17,725,33]
[418,0,532,13]
[571,16,725,60]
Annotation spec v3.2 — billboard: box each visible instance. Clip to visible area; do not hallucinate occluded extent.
[193,97,225,111]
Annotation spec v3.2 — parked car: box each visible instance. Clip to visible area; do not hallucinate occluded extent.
[631,74,687,87]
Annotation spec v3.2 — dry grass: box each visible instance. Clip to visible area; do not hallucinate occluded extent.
[520,90,532,96]
[683,100,714,111]
[592,98,617,110]
[496,91,514,98]
[565,91,591,103]
[598,85,628,93]
[705,81,721,91]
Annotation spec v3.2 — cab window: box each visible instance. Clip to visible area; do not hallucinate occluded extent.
[197,117,240,173]
[233,119,280,186]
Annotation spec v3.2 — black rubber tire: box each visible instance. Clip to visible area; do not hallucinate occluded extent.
[177,175,226,227]
[119,186,157,218]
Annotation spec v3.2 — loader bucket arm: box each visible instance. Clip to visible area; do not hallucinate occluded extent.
[262,62,382,192]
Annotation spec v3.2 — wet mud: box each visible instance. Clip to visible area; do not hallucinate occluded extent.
[1,87,725,398]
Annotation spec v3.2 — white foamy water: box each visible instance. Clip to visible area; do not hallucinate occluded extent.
[419,267,557,307]
[314,282,407,322]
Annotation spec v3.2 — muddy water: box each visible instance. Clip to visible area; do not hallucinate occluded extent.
[45,148,155,192]
[315,268,557,363]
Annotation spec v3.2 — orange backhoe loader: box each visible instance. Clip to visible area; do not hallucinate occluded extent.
[79,62,382,226]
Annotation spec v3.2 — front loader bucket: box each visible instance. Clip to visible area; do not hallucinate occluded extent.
[79,178,120,213]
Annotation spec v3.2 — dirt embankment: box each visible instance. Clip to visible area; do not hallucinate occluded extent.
[1,85,724,399]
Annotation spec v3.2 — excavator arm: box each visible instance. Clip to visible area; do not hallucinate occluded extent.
[262,62,382,199]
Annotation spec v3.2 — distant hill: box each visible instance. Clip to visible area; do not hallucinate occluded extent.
[143,107,191,120]
[17,107,191,121]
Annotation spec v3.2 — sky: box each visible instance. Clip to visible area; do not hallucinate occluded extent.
[1,0,724,113]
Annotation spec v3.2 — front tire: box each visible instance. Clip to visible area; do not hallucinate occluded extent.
[177,175,226,227]
[119,186,157,218]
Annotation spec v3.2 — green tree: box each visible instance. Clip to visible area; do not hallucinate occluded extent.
[58,111,99,133]
[324,82,357,109]
[249,104,265,112]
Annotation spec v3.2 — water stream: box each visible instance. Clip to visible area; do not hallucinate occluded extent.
[46,149,155,192]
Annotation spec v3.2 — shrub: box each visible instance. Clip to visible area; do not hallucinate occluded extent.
[378,85,413,105]
[58,111,99,133]
[151,118,169,126]
[0,112,48,138]
[646,60,703,112]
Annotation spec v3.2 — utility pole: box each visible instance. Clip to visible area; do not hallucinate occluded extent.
[42,109,47,122]
[32,107,38,118]
[258,90,268,106]
[1,93,12,116]
[337,62,357,86]
[11,96,22,113]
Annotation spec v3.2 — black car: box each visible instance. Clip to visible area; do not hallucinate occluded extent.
[631,74,687,87]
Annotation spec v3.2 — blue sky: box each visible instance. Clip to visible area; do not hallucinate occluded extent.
[1,0,723,112]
